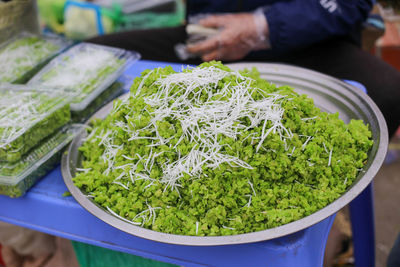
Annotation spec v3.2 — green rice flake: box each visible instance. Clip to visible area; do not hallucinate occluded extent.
[73,61,373,236]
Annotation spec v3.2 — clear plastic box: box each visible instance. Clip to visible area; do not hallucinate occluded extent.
[0,85,72,163]
[71,81,124,123]
[28,42,140,117]
[0,32,72,84]
[0,124,85,197]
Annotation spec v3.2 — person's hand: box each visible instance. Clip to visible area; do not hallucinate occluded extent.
[187,12,269,62]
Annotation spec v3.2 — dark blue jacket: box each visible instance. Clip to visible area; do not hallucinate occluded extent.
[187,0,373,54]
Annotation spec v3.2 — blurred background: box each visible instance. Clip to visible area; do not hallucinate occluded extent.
[0,0,399,266]
[37,0,185,40]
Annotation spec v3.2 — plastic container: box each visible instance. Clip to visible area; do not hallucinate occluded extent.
[0,32,72,84]
[71,81,124,123]
[28,42,140,120]
[0,124,84,197]
[0,85,72,163]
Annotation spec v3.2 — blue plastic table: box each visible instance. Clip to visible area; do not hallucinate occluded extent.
[0,61,374,267]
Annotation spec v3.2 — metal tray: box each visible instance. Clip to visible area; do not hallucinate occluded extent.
[62,63,388,246]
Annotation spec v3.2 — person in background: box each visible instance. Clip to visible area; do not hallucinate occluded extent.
[89,0,400,138]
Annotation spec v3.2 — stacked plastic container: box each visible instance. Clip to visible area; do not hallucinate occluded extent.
[0,85,80,197]
[0,33,139,197]
[0,33,76,197]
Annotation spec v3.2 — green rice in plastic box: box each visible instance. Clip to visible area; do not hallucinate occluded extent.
[0,124,84,197]
[0,85,71,163]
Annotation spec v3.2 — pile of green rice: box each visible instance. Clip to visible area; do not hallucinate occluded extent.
[73,61,373,236]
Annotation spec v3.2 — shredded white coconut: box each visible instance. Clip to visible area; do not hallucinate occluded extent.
[98,66,292,193]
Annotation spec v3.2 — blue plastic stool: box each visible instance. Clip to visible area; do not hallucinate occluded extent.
[344,80,375,267]
[350,183,375,267]
[75,214,336,267]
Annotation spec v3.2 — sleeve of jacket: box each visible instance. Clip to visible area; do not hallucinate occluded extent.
[263,0,373,53]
